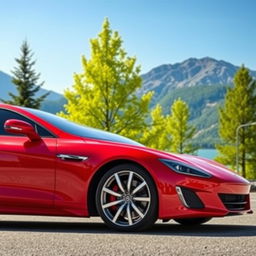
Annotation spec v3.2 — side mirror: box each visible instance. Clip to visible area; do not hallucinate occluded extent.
[4,119,41,141]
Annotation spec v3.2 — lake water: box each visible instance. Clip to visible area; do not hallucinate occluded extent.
[197,149,217,160]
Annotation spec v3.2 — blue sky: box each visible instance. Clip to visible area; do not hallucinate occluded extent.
[0,0,255,93]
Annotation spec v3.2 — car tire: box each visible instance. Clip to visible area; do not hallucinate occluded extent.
[96,163,158,232]
[173,217,212,225]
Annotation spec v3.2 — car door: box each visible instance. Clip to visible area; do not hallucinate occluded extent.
[0,108,56,213]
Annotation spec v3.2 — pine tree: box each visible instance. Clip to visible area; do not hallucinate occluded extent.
[216,66,256,178]
[2,41,48,108]
[167,98,197,154]
[59,19,152,139]
[140,104,171,150]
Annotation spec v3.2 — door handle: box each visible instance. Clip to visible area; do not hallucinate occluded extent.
[57,154,88,161]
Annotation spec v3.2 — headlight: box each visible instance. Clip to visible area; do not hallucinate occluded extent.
[160,159,212,178]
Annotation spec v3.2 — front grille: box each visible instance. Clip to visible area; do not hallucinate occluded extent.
[219,194,249,211]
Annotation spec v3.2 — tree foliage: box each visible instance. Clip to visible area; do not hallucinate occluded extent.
[140,99,197,154]
[158,84,228,148]
[167,98,197,154]
[1,40,48,108]
[216,66,256,178]
[59,19,152,139]
[140,104,171,150]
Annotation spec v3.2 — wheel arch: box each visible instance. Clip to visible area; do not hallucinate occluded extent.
[87,159,158,216]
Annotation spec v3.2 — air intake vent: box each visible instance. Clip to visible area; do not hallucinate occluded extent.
[219,194,249,211]
[176,186,204,209]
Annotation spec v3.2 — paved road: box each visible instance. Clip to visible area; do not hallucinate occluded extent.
[0,194,255,256]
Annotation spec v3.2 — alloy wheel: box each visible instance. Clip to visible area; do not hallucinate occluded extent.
[100,170,151,227]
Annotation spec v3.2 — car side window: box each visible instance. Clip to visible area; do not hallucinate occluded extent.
[0,109,54,137]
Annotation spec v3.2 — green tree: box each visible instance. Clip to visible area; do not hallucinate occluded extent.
[140,104,171,150]
[1,40,48,108]
[167,98,197,154]
[59,19,152,139]
[216,66,256,178]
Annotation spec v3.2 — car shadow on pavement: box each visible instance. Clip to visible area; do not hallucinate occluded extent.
[0,221,255,237]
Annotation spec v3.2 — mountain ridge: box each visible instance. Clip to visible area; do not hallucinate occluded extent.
[139,57,256,102]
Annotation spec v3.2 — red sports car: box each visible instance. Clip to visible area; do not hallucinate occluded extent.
[0,104,252,231]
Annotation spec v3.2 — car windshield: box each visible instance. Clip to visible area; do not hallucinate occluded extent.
[23,107,143,146]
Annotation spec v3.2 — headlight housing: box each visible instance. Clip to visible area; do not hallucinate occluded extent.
[160,159,212,178]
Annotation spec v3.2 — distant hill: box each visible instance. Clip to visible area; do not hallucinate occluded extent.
[0,70,66,113]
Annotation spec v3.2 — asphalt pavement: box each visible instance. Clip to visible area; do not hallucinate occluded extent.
[0,193,255,256]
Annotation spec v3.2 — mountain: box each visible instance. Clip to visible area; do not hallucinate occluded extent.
[0,70,66,113]
[140,57,256,147]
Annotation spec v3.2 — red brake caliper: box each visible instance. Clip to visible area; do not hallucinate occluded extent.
[110,185,119,211]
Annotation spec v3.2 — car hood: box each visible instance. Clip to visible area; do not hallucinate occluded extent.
[137,146,249,183]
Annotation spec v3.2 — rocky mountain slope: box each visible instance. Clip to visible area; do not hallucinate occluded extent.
[139,57,256,103]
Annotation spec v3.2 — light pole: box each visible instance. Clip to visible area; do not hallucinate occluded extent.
[236,122,256,174]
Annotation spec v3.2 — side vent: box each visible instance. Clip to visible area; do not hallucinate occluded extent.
[176,186,204,209]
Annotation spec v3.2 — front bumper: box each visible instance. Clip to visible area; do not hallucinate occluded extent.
[159,178,252,219]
